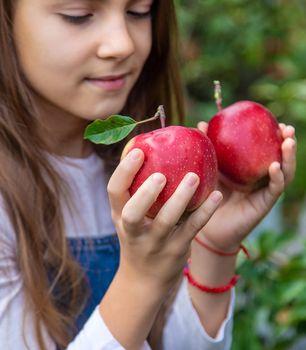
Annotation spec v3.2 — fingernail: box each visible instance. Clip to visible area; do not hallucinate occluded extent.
[186,173,198,187]
[288,138,296,149]
[152,173,165,184]
[130,149,141,160]
[287,125,295,134]
[210,191,222,203]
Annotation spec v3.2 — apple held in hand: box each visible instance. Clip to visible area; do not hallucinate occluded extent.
[207,100,282,191]
[84,105,218,217]
[122,126,218,218]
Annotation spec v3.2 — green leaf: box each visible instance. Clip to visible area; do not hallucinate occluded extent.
[84,115,137,145]
[279,280,306,304]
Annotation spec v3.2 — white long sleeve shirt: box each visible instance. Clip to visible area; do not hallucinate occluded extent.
[0,152,234,349]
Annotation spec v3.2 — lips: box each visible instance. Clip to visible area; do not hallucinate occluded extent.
[85,73,128,91]
[88,73,127,81]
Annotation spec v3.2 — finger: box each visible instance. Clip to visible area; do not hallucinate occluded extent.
[121,173,166,231]
[281,137,296,186]
[197,121,208,134]
[107,148,144,216]
[180,191,223,242]
[280,124,296,140]
[152,173,200,231]
[259,135,296,207]
[265,162,285,203]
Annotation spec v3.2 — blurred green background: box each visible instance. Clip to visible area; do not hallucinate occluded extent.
[175,1,306,349]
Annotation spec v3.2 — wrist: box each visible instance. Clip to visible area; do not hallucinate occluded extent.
[186,234,245,338]
[115,262,175,300]
[184,262,239,293]
[186,244,237,338]
[194,234,250,259]
[196,232,241,254]
[99,267,168,349]
[190,238,237,287]
[116,269,162,299]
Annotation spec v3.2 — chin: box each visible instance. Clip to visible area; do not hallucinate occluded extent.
[89,96,129,120]
[75,105,123,122]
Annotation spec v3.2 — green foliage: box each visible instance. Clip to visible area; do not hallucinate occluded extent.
[176,0,306,225]
[175,2,306,348]
[234,231,306,350]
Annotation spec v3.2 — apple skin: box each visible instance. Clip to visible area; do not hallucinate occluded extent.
[207,100,283,191]
[121,126,218,218]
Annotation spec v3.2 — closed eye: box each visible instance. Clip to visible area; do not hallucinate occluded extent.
[60,14,93,25]
[127,10,152,19]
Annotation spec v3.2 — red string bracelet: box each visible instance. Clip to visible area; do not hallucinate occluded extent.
[184,265,240,293]
[194,236,250,259]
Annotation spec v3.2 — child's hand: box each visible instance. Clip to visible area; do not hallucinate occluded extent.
[107,148,222,290]
[196,121,296,252]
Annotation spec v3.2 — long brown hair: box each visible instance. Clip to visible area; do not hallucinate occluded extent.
[0,1,184,349]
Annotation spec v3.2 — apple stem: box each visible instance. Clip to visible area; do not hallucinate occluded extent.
[135,105,166,128]
[214,80,223,112]
[158,105,166,128]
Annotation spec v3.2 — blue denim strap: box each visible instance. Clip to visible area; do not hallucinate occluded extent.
[68,234,120,331]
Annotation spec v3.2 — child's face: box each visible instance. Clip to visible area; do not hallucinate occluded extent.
[13,0,153,121]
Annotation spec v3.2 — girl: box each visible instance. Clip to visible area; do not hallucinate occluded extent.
[0,0,296,349]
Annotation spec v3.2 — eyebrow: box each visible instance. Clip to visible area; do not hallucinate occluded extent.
[49,0,152,5]
[48,0,97,5]
[47,0,153,12]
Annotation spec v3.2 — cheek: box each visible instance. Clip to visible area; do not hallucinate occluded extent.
[14,14,83,85]
[16,31,79,79]
[134,25,152,64]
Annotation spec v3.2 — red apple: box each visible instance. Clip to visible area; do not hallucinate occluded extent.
[207,100,283,191]
[121,126,218,218]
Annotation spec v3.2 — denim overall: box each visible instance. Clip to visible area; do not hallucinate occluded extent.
[68,234,120,332]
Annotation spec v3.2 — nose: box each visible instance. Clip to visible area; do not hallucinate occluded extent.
[96,17,135,60]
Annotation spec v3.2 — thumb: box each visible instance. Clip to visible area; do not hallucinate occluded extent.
[197,121,208,134]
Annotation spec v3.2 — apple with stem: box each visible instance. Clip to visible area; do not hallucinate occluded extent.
[207,81,282,191]
[84,105,218,218]
[121,108,218,218]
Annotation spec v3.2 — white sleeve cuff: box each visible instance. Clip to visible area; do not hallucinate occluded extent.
[67,307,151,350]
[162,278,235,350]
